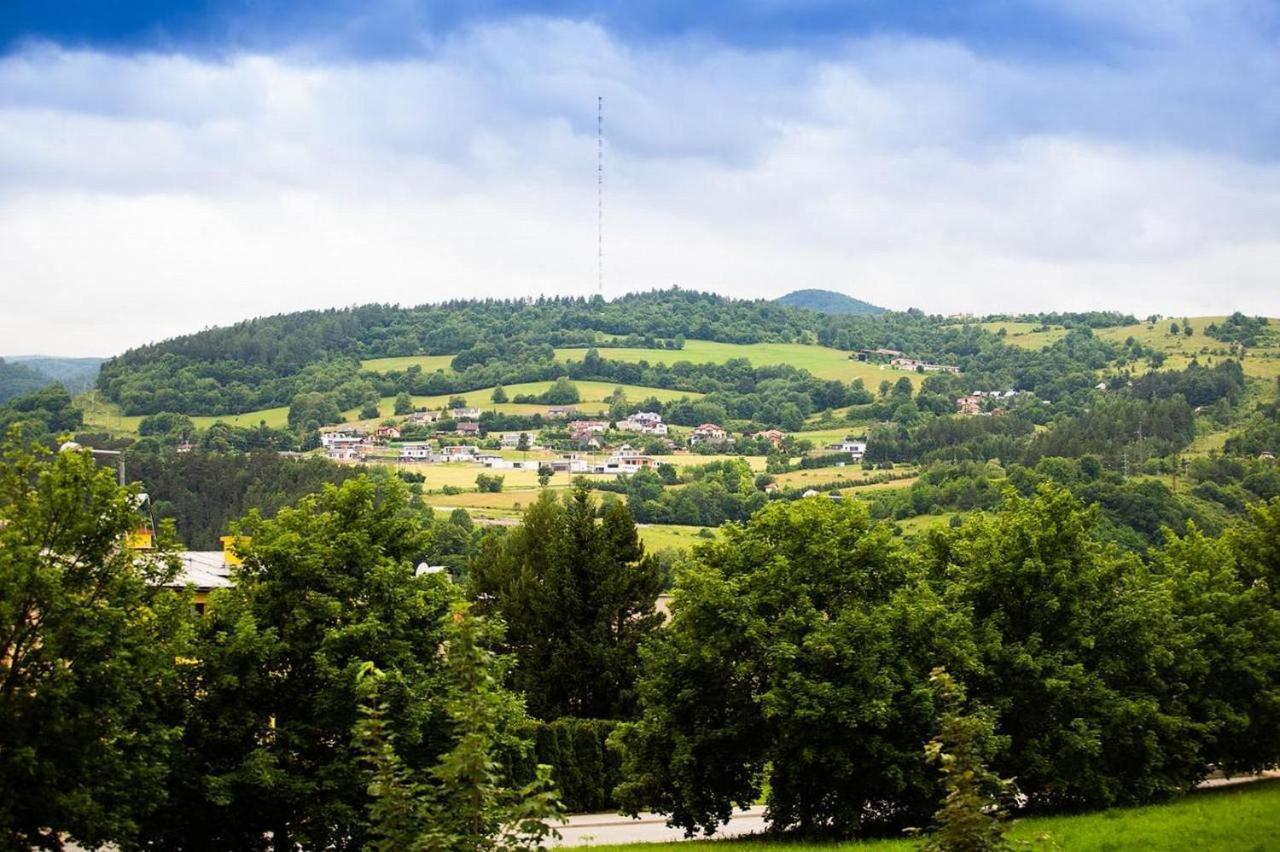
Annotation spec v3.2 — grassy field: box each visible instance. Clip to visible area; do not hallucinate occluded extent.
[793,426,868,448]
[346,380,705,421]
[894,512,957,534]
[973,321,1070,349]
[638,524,720,552]
[556,343,926,389]
[585,778,1280,851]
[360,354,457,373]
[80,393,293,433]
[772,465,880,488]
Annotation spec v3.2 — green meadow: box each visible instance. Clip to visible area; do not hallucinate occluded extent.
[346,380,705,421]
[556,342,926,388]
[586,778,1280,852]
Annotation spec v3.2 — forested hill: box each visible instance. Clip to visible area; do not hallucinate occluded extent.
[95,290,960,416]
[776,289,885,315]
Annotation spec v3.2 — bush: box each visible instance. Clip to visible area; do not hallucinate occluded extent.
[475,473,505,493]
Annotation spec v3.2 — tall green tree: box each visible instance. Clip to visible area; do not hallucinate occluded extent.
[469,488,663,720]
[0,430,192,850]
[143,476,457,851]
[615,498,972,837]
[928,486,1214,809]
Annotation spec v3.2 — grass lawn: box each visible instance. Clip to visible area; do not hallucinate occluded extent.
[556,343,926,389]
[584,778,1280,851]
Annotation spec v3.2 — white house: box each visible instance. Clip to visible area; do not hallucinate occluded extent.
[326,435,365,460]
[500,432,533,448]
[449,407,481,421]
[398,443,433,461]
[838,440,866,460]
[550,453,590,473]
[439,445,478,462]
[320,431,355,449]
[592,444,657,475]
[618,412,667,435]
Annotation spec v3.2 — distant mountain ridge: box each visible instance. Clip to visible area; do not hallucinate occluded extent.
[775,289,885,315]
[0,355,103,401]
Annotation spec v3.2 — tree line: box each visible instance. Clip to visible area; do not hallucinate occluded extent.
[5,425,1280,847]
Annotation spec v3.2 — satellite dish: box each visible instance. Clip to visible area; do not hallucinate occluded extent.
[59,441,82,453]
[415,563,446,577]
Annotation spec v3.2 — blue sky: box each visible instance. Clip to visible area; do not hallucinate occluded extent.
[2,1,1278,354]
[0,1,1131,57]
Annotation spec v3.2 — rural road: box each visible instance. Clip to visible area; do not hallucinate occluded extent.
[553,771,1280,847]
[554,806,767,847]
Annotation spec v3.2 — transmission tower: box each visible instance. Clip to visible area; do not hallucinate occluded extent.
[597,95,604,295]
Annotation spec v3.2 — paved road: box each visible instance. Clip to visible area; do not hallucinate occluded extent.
[554,771,1280,847]
[555,806,767,847]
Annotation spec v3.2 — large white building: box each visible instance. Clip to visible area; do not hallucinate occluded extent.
[618,411,668,435]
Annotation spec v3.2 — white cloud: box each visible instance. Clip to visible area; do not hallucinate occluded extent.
[0,17,1278,356]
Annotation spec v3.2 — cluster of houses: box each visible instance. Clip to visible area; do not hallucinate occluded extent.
[393,440,659,476]
[617,411,669,435]
[954,389,1027,416]
[855,349,961,375]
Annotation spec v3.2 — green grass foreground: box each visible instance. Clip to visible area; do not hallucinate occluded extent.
[582,778,1280,851]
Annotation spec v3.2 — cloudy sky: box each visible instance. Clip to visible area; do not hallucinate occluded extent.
[2,1,1279,356]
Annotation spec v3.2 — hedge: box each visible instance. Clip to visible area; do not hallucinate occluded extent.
[512,718,622,813]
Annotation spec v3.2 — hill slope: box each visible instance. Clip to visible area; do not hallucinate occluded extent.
[9,356,103,395]
[776,289,885,315]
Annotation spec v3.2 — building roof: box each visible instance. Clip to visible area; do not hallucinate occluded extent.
[171,551,235,592]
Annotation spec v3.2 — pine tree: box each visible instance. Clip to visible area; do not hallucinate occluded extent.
[356,605,564,851]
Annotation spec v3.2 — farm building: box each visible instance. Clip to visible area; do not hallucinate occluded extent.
[890,357,960,374]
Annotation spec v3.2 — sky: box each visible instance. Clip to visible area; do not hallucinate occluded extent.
[2,1,1279,356]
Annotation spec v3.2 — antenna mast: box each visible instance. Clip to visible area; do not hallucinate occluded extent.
[597,95,604,295]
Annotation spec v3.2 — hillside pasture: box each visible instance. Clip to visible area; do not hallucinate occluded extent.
[344,380,705,421]
[973,321,1069,349]
[360,353,457,373]
[556,342,926,388]
[80,393,292,433]
[1097,316,1280,386]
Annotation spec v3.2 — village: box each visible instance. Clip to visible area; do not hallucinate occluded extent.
[318,405,865,474]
